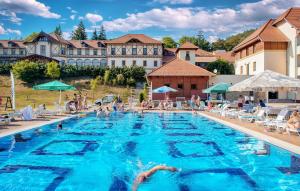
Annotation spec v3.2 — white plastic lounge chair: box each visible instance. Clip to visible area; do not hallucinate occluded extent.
[263,109,291,131]
[21,106,33,120]
[0,117,10,127]
[238,109,265,122]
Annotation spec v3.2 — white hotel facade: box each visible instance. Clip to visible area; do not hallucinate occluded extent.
[233,7,300,100]
[0,32,163,72]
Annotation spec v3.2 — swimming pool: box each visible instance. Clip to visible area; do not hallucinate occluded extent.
[0,112,299,191]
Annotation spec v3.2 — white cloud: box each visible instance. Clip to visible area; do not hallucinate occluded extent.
[6,28,21,35]
[85,13,103,24]
[0,10,22,25]
[62,31,71,40]
[0,24,21,35]
[70,15,76,20]
[153,0,192,4]
[67,6,71,10]
[0,0,60,20]
[78,16,84,20]
[0,25,5,34]
[71,10,77,14]
[207,35,218,43]
[103,0,300,37]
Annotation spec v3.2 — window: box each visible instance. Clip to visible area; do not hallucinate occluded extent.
[40,45,46,56]
[240,66,243,74]
[3,49,7,55]
[77,49,82,55]
[85,49,89,55]
[143,48,147,55]
[246,64,250,75]
[153,48,158,55]
[122,48,126,55]
[111,60,115,67]
[132,60,136,66]
[69,48,73,55]
[143,60,147,67]
[38,37,47,41]
[132,48,137,55]
[11,49,15,55]
[93,49,97,56]
[253,62,256,72]
[61,48,65,55]
[122,60,126,67]
[154,60,158,67]
[101,49,106,56]
[19,49,24,55]
[185,51,190,61]
[178,84,183,89]
[111,48,116,55]
[191,84,197,90]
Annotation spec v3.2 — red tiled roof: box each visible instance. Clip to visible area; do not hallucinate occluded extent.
[273,7,300,29]
[195,49,214,57]
[195,56,217,63]
[213,51,235,63]
[107,34,162,44]
[233,19,289,52]
[49,33,70,44]
[0,40,25,48]
[68,40,106,48]
[177,42,198,50]
[148,58,215,77]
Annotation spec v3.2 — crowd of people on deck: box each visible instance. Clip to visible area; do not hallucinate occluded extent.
[95,95,125,117]
[65,92,88,113]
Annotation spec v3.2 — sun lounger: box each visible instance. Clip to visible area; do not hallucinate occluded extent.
[176,101,183,110]
[238,109,265,122]
[0,117,10,127]
[21,106,34,120]
[263,108,291,131]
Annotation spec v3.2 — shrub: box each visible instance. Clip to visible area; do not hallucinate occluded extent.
[46,61,60,79]
[104,70,111,85]
[112,79,117,86]
[139,92,145,103]
[116,74,125,85]
[0,63,12,75]
[127,77,136,87]
[12,60,45,83]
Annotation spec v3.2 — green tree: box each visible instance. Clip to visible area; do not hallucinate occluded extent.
[54,25,62,37]
[127,77,136,87]
[195,31,211,51]
[179,36,198,46]
[24,32,39,42]
[91,29,98,40]
[139,92,145,103]
[12,60,46,83]
[162,37,177,48]
[207,59,235,75]
[211,29,255,51]
[103,70,111,85]
[46,61,60,79]
[71,21,87,40]
[98,25,106,40]
[90,76,100,101]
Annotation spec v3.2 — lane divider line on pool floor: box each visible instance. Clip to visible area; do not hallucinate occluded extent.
[198,112,300,155]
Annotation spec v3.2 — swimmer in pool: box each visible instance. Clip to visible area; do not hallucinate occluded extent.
[132,165,177,191]
[57,122,62,130]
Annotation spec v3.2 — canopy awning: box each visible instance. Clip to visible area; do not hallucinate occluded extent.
[33,80,76,91]
[229,70,300,92]
[153,86,177,93]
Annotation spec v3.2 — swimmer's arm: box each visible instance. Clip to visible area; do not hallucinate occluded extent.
[132,177,141,191]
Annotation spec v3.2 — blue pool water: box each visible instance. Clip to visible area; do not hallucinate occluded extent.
[0,112,299,191]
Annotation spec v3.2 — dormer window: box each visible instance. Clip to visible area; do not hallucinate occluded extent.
[97,42,104,48]
[38,37,48,42]
[81,42,88,48]
[185,51,190,61]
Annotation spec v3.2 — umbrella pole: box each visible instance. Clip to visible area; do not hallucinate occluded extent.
[59,90,62,105]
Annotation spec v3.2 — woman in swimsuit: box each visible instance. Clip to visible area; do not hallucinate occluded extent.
[287,111,300,130]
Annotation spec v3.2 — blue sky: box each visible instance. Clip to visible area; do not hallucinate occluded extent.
[0,0,299,41]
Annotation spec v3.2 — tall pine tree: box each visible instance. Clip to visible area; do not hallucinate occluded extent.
[98,25,106,40]
[91,29,98,40]
[71,21,87,40]
[54,25,62,37]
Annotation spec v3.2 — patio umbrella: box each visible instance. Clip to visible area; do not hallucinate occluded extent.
[153,86,177,100]
[228,70,300,102]
[153,86,177,93]
[203,83,231,94]
[33,80,76,105]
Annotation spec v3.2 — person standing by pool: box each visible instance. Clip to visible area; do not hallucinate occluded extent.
[83,93,88,110]
[190,95,196,110]
[132,165,178,191]
[73,93,78,111]
[237,95,245,109]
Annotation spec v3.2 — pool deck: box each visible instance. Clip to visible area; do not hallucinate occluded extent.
[0,115,72,137]
[1,110,300,155]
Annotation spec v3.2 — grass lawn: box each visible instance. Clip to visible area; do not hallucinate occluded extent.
[0,75,135,113]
